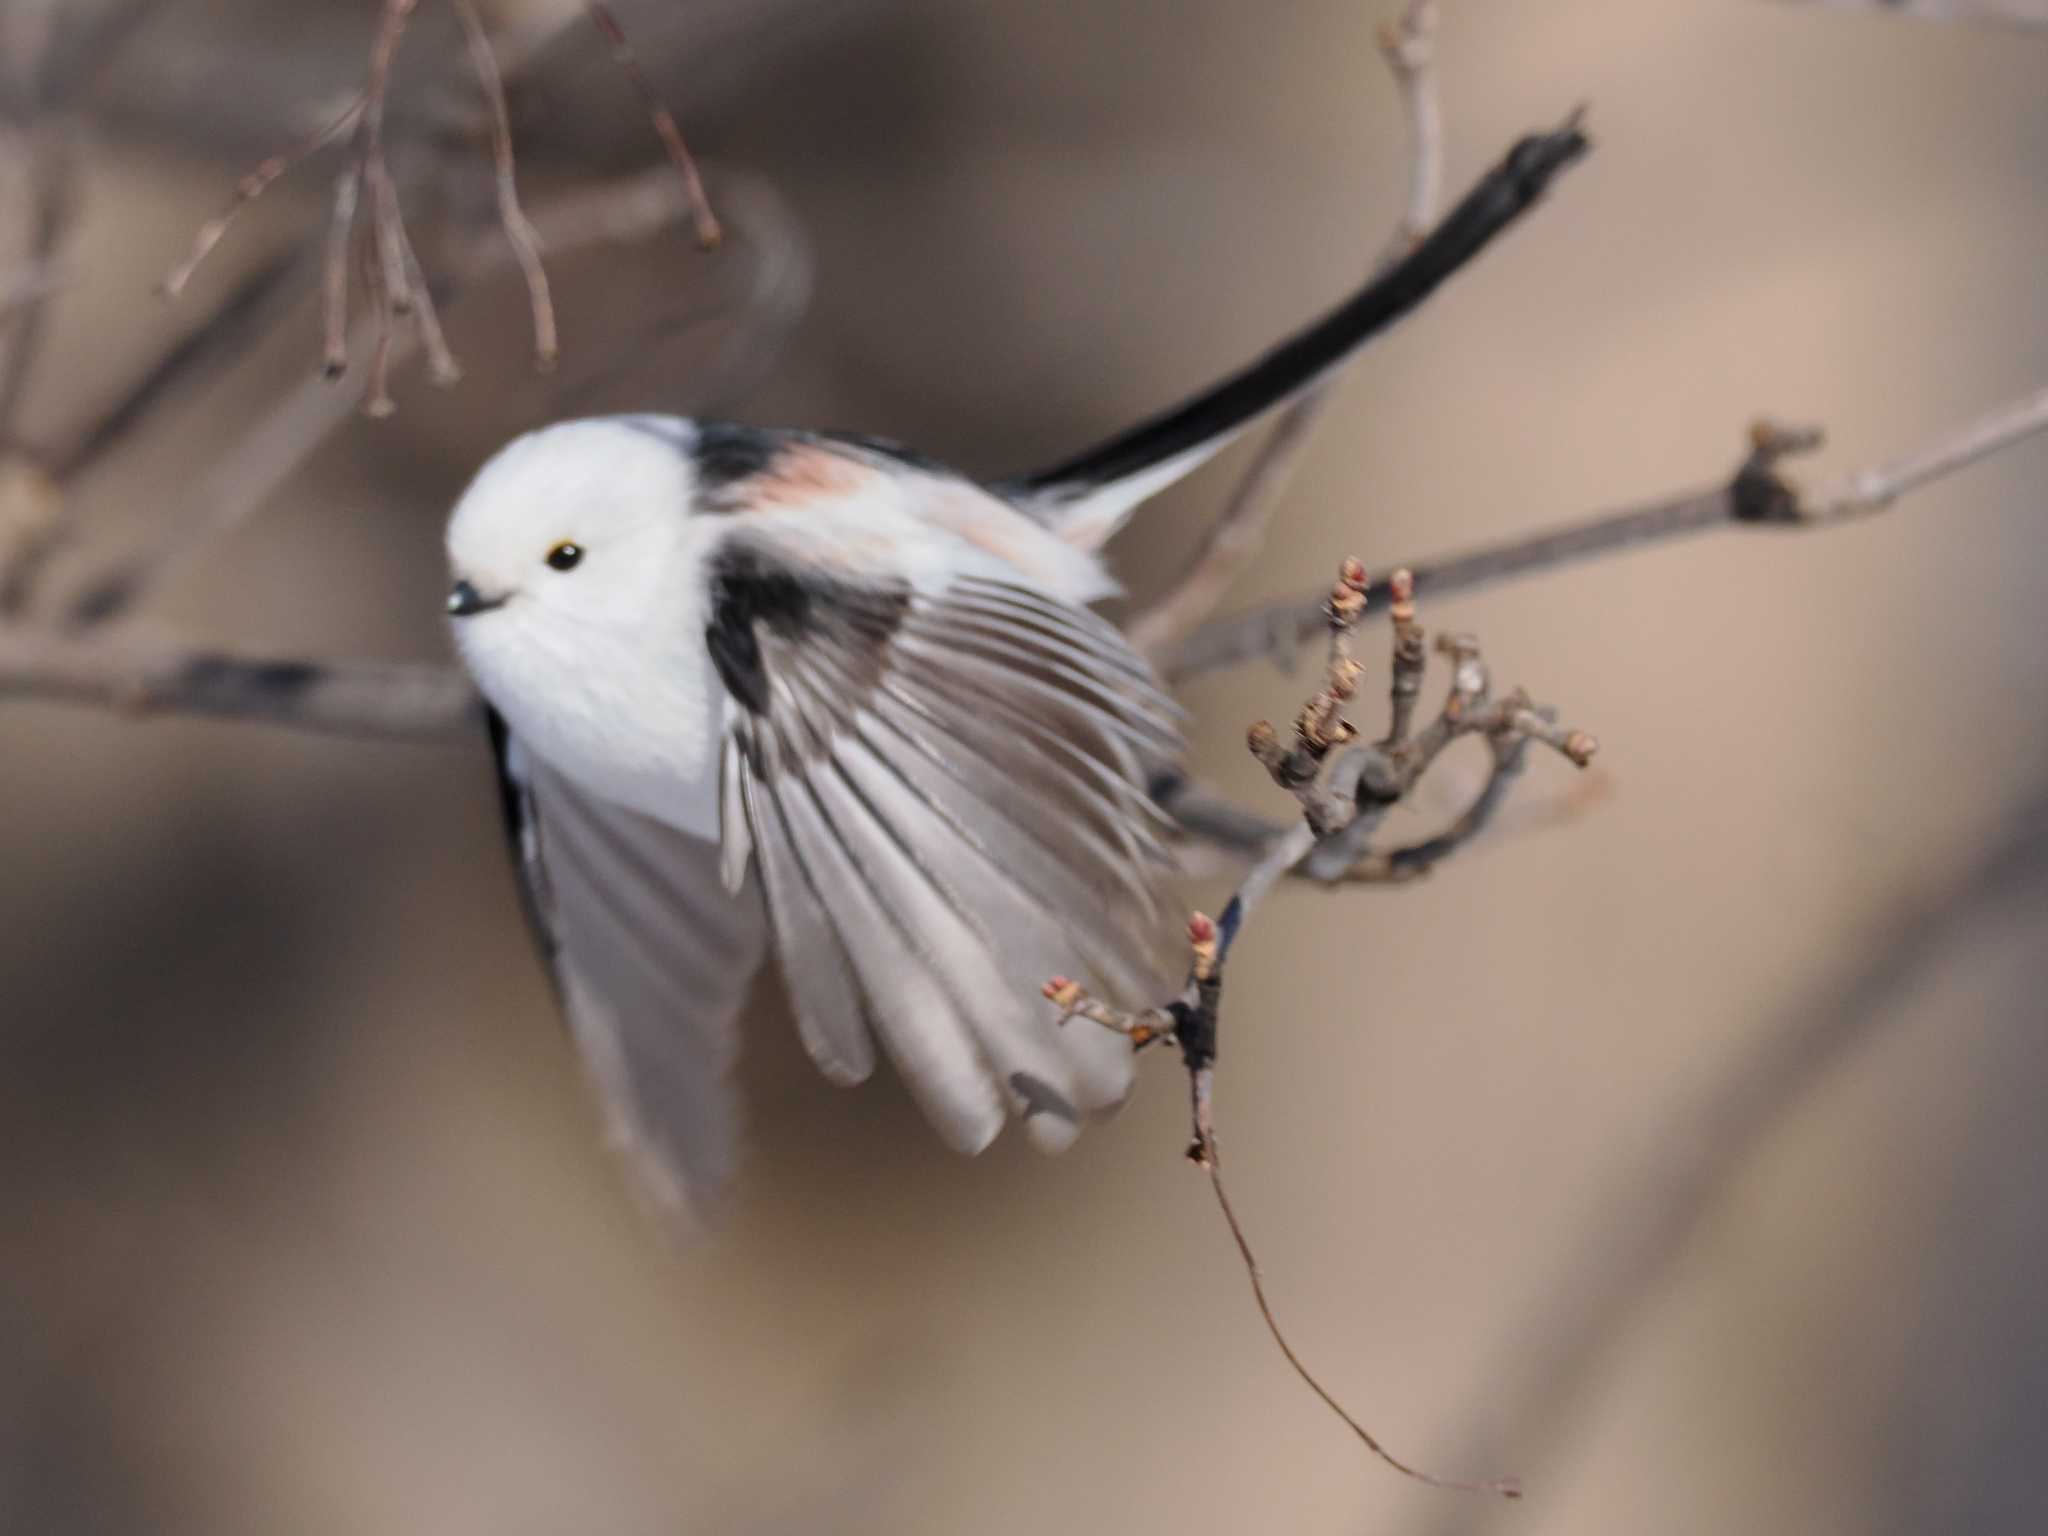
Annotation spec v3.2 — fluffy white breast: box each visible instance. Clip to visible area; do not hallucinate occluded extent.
[446,418,727,838]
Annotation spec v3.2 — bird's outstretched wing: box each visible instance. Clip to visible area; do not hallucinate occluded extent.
[489,712,770,1228]
[706,516,1181,1155]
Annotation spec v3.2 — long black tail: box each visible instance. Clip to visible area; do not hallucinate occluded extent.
[1000,112,1591,545]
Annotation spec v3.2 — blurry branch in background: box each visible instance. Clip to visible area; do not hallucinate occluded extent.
[56,166,801,634]
[1050,558,1594,1498]
[1125,0,1441,667]
[157,0,717,399]
[0,621,480,740]
[1163,394,2048,686]
[1777,0,2048,26]
[1409,775,2048,1536]
[0,1,807,718]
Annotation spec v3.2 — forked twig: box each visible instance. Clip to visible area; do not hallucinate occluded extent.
[158,94,366,299]
[160,0,723,393]
[451,0,557,369]
[1049,842,1522,1499]
[1126,0,1447,666]
[582,1,723,248]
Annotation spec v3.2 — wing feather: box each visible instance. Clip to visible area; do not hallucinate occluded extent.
[492,722,769,1228]
[711,518,1180,1153]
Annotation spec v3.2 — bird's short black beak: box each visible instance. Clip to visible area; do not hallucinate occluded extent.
[447,579,507,619]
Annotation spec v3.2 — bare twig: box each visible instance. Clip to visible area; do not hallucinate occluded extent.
[1125,0,1446,666]
[451,0,557,369]
[1047,835,1521,1499]
[1164,389,2048,683]
[46,164,801,632]
[393,207,461,387]
[1375,0,1443,267]
[0,624,480,739]
[1047,557,1595,1498]
[1203,1152,1522,1500]
[158,93,366,299]
[582,1,723,248]
[1796,384,2048,519]
[321,140,365,381]
[0,126,74,447]
[165,0,729,387]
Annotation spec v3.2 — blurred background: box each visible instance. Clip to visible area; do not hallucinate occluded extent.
[4,0,2047,1531]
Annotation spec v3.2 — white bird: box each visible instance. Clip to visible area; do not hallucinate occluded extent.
[443,124,1586,1223]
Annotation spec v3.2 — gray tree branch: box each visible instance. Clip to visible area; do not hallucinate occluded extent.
[1163,399,2048,683]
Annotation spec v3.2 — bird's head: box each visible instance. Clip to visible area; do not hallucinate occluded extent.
[444,415,703,655]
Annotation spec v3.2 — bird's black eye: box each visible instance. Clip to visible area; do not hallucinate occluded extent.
[546,541,584,572]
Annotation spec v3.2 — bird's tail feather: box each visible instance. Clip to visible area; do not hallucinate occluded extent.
[998,113,1591,551]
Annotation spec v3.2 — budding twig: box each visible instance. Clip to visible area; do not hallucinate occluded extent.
[1044,871,1519,1499]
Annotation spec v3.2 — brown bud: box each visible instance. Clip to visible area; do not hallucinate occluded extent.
[1338,556,1367,591]
[1563,730,1599,767]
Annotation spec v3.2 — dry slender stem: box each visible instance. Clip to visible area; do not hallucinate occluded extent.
[394,210,460,387]
[0,625,481,739]
[321,146,365,380]
[1166,390,2048,682]
[159,94,365,299]
[1203,1149,1522,1499]
[1803,383,2048,518]
[1376,0,1442,266]
[1049,816,1517,1498]
[451,0,558,368]
[583,1,723,248]
[1126,0,1446,666]
[53,164,798,631]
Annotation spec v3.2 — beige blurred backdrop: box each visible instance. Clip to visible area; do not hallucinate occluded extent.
[5,1,2048,1532]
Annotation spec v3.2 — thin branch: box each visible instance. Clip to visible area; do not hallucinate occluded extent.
[0,625,480,740]
[1049,560,1592,1500]
[321,137,365,381]
[1375,0,1443,267]
[393,204,461,388]
[582,1,723,248]
[1801,384,2048,519]
[46,163,800,632]
[1164,391,2048,683]
[1203,1150,1522,1500]
[1125,0,1446,666]
[1048,835,1521,1499]
[157,93,366,299]
[0,125,75,447]
[451,0,557,369]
